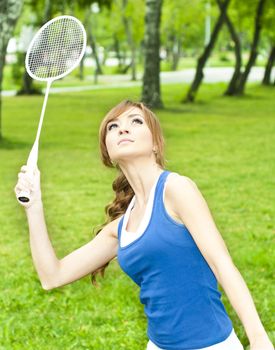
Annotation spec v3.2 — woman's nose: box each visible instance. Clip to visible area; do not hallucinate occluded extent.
[119,128,130,135]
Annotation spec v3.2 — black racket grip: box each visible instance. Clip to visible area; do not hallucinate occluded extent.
[18,196,30,203]
[17,190,30,203]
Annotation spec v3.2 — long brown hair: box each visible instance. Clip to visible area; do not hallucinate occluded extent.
[91,100,167,287]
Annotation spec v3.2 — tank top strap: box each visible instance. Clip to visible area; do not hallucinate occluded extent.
[154,169,171,209]
[118,215,124,241]
[117,170,170,241]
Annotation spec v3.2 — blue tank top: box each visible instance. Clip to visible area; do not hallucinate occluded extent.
[117,170,233,350]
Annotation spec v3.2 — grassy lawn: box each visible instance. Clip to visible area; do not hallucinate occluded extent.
[0,83,274,349]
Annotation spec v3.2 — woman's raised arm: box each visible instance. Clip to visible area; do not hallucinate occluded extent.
[14,165,119,291]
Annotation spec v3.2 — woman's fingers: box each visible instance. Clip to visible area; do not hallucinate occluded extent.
[17,177,34,190]
[20,165,36,176]
[15,166,36,195]
[18,172,34,183]
[18,165,40,186]
[18,179,34,189]
[20,165,31,173]
[14,184,21,193]
[15,181,33,193]
[15,164,42,209]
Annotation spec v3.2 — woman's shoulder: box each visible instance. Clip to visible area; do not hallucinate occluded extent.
[167,170,197,189]
[165,171,199,208]
[108,215,124,240]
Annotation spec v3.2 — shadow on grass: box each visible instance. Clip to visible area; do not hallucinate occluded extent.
[0,137,30,150]
[222,93,267,101]
[162,107,196,114]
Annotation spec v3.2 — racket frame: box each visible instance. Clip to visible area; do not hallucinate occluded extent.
[25,15,87,82]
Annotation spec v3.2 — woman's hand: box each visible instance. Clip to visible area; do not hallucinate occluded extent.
[14,164,42,210]
[249,334,274,350]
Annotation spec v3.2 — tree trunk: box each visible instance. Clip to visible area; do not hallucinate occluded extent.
[18,0,53,95]
[131,46,137,80]
[85,10,103,77]
[165,43,171,65]
[141,0,163,108]
[236,0,266,95]
[102,46,109,66]
[217,0,242,95]
[90,29,103,75]
[17,69,41,95]
[183,0,230,103]
[43,0,52,24]
[171,36,181,71]
[78,56,85,80]
[138,41,144,67]
[122,0,137,81]
[113,34,123,68]
[0,42,6,141]
[262,45,275,85]
[0,0,23,141]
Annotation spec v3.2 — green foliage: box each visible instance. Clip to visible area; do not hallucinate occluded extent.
[11,52,24,86]
[77,0,112,8]
[161,0,205,52]
[214,0,274,65]
[0,83,274,349]
[229,0,263,44]
[262,0,275,43]
[107,0,145,48]
[219,52,231,62]
[7,0,275,81]
[121,0,145,43]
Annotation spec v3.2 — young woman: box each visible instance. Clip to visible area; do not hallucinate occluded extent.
[14,100,273,350]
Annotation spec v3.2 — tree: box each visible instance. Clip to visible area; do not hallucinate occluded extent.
[121,0,143,80]
[183,0,231,103]
[84,5,104,81]
[261,0,275,85]
[16,0,53,95]
[77,0,113,79]
[0,0,23,141]
[108,0,144,77]
[141,0,163,108]
[262,45,275,85]
[161,0,204,71]
[217,0,269,95]
[235,0,266,94]
[12,0,62,95]
[216,0,242,96]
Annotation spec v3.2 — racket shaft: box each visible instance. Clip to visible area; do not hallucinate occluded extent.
[17,81,51,203]
[35,80,51,146]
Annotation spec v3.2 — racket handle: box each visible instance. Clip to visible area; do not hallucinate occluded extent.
[18,190,31,203]
[17,142,38,203]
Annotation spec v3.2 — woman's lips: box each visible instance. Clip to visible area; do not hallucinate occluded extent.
[118,139,134,145]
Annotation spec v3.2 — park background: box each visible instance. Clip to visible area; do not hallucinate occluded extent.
[0,0,274,349]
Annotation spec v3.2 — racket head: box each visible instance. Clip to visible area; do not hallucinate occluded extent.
[25,15,87,82]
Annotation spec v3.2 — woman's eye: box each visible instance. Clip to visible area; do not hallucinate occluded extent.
[107,118,143,131]
[133,118,143,125]
[107,123,117,131]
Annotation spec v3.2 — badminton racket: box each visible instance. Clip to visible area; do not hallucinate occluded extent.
[17,15,87,203]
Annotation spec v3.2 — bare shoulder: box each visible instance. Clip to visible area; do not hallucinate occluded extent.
[105,215,124,240]
[165,172,198,212]
[167,172,197,190]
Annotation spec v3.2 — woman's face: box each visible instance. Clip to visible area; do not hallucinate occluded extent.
[105,107,154,164]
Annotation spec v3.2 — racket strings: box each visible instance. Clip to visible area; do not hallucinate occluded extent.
[27,17,85,80]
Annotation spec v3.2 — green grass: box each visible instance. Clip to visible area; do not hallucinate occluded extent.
[0,83,274,349]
